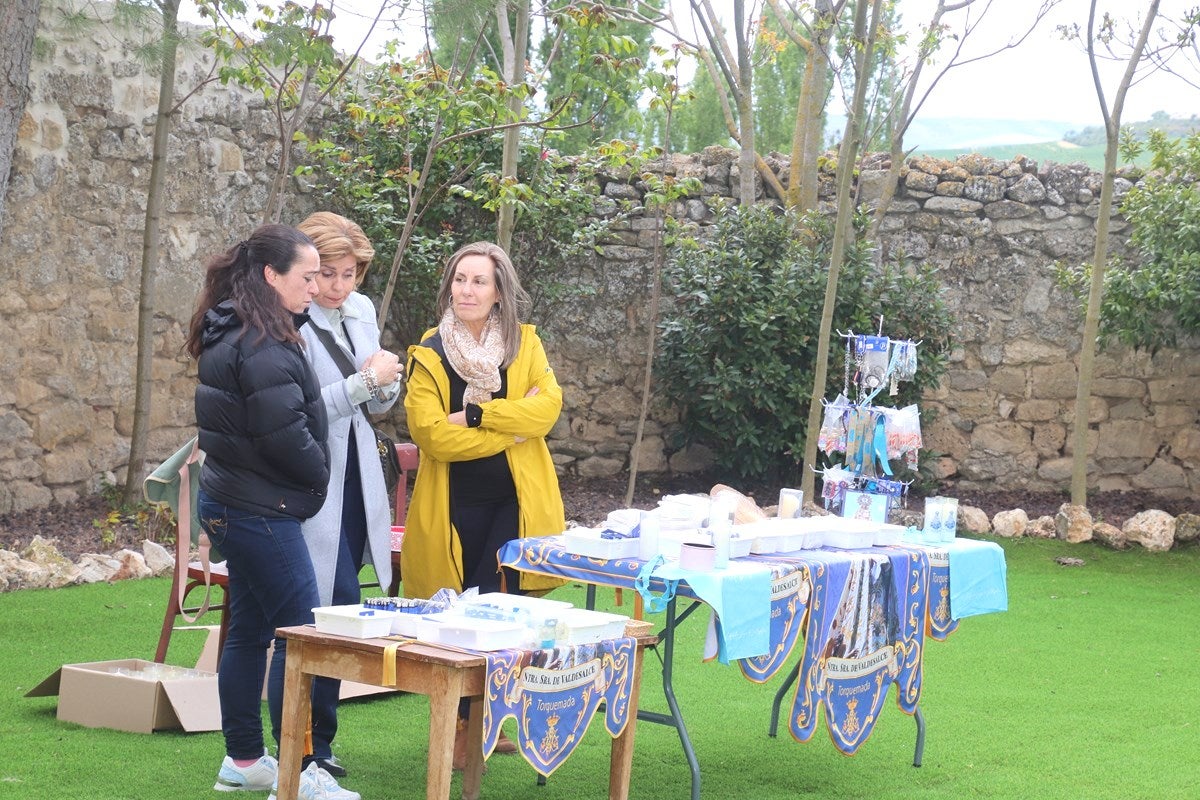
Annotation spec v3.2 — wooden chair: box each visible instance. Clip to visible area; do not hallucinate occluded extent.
[146,439,228,665]
[388,442,419,597]
[154,539,228,664]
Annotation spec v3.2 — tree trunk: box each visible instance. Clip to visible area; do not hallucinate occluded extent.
[800,0,882,502]
[496,0,529,251]
[734,0,755,205]
[766,0,834,213]
[1070,0,1160,506]
[0,0,42,237]
[122,0,181,504]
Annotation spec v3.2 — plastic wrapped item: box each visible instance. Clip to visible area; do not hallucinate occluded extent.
[710,526,731,568]
[657,494,710,531]
[709,484,768,525]
[777,488,804,519]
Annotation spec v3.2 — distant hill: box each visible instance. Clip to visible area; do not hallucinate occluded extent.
[912,140,1110,171]
[886,113,1199,171]
[1064,111,1200,146]
[901,117,1080,150]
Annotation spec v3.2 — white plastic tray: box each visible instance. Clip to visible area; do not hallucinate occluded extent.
[562,530,640,560]
[558,608,629,645]
[415,612,530,651]
[313,604,398,639]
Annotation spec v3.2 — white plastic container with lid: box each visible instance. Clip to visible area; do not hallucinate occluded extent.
[415,612,531,651]
[558,608,629,645]
[312,605,399,639]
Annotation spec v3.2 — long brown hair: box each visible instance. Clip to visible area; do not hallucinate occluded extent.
[185,224,315,358]
[435,241,530,366]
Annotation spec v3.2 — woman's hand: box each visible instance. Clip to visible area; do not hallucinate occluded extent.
[364,350,402,384]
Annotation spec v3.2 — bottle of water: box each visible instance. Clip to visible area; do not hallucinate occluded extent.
[711,525,731,569]
[638,511,660,562]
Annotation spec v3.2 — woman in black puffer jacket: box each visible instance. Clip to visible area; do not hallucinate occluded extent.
[185,224,356,799]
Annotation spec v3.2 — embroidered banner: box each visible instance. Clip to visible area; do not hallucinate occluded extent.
[787,548,930,754]
[920,546,958,641]
[481,637,636,777]
[738,568,811,683]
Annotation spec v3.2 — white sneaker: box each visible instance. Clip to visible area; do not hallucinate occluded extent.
[306,763,360,800]
[214,753,278,791]
[268,763,360,800]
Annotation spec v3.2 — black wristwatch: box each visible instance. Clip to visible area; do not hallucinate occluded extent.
[465,403,483,428]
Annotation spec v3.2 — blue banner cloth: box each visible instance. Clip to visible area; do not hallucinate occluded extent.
[480,637,636,777]
[738,569,809,682]
[784,548,929,754]
[498,534,1006,755]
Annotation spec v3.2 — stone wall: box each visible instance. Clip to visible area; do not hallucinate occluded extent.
[1,1,1196,514]
[543,148,1199,498]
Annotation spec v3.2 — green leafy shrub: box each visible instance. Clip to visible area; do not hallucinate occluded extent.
[308,58,648,345]
[656,202,953,484]
[1056,129,1200,352]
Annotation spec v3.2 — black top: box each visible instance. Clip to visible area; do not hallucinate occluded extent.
[425,332,516,507]
[195,300,330,519]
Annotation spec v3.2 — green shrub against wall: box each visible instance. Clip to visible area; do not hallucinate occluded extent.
[657,202,954,484]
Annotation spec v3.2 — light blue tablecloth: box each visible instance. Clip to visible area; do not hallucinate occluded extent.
[655,559,773,661]
[943,538,1008,619]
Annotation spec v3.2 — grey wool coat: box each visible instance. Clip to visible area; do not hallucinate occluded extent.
[299,292,398,605]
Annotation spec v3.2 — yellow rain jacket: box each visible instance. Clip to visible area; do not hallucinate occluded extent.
[402,324,566,599]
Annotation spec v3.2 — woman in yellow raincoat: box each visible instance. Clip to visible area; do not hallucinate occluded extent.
[401,241,565,601]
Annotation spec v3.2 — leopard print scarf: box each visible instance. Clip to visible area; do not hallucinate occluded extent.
[438,306,505,406]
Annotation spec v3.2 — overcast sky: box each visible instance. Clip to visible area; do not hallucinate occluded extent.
[905,0,1198,124]
[180,0,1199,129]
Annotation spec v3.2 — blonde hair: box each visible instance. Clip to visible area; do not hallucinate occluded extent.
[436,241,530,367]
[297,212,375,285]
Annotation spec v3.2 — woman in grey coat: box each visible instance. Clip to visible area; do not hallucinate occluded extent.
[296,212,403,778]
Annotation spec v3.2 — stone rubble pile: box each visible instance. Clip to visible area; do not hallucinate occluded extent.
[0,536,175,592]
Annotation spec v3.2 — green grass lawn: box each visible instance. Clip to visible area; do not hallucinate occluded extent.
[5,536,1200,799]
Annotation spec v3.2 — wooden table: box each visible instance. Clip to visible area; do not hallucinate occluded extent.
[274,625,653,800]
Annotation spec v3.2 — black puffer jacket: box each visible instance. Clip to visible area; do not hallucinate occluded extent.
[195,300,329,519]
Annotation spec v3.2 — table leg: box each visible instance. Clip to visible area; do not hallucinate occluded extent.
[426,668,473,800]
[608,643,646,800]
[768,661,801,737]
[913,706,925,767]
[277,639,312,800]
[634,597,701,800]
[462,696,485,800]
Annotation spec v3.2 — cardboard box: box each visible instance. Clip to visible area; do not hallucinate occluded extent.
[26,658,221,734]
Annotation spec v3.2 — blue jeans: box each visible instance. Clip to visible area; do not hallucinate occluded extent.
[198,490,336,762]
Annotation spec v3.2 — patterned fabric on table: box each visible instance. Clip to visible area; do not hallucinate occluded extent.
[480,637,636,777]
[738,569,810,682]
[920,546,958,640]
[786,548,930,755]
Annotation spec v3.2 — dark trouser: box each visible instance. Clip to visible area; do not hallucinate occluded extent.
[198,490,323,762]
[452,497,521,595]
[453,497,522,719]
